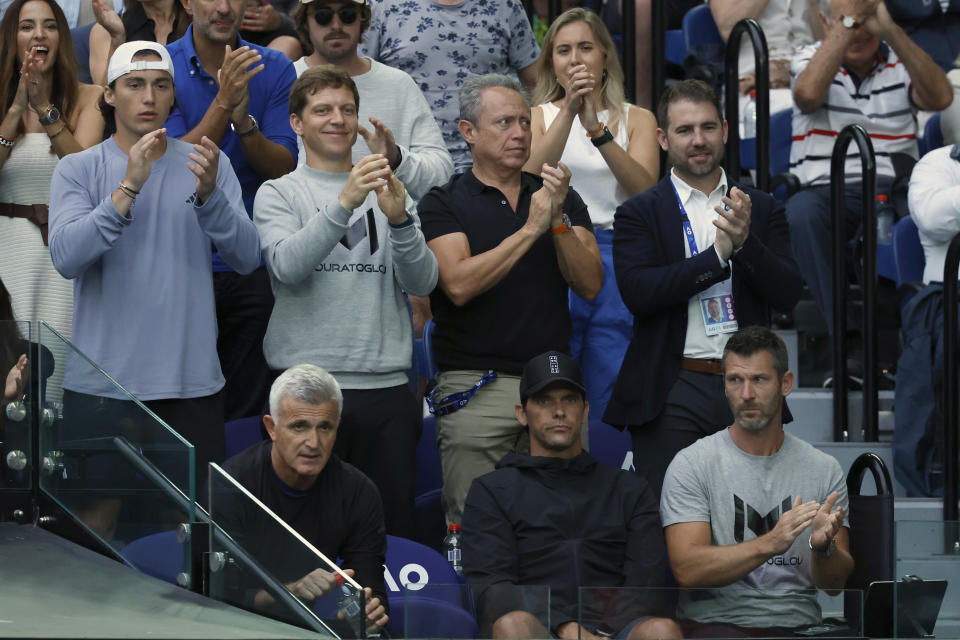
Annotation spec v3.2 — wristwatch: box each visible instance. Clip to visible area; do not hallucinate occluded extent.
[39,104,61,126]
[590,126,614,148]
[841,15,858,29]
[551,213,572,235]
[231,114,259,138]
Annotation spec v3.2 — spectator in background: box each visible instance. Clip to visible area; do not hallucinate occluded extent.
[220,364,389,636]
[88,0,190,86]
[787,0,952,334]
[360,0,539,173]
[711,0,824,96]
[526,7,659,419]
[0,0,104,399]
[290,0,453,198]
[605,80,802,502]
[710,0,824,119]
[239,0,302,60]
[253,66,437,539]
[164,0,298,422]
[419,74,602,524]
[894,143,960,496]
[661,327,852,637]
[462,351,680,640]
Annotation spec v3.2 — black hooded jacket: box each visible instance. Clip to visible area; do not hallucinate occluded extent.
[461,451,668,633]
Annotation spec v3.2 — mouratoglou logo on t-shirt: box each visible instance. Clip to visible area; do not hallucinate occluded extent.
[733,495,793,542]
[338,209,380,254]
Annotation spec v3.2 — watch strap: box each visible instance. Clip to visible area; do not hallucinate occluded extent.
[591,126,614,148]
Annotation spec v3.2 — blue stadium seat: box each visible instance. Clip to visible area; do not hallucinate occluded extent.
[892,216,926,289]
[122,530,183,585]
[384,534,476,636]
[414,487,446,551]
[415,317,438,381]
[664,29,685,65]
[919,113,944,157]
[682,3,723,54]
[224,415,264,459]
[587,420,632,470]
[415,415,442,497]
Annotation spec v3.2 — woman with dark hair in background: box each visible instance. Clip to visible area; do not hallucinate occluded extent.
[0,0,104,399]
[526,7,659,418]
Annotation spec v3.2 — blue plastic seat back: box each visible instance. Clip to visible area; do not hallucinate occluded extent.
[224,415,264,459]
[892,216,926,288]
[682,4,723,53]
[122,530,182,585]
[919,113,944,158]
[587,420,633,471]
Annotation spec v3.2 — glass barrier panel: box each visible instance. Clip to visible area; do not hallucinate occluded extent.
[2,320,32,490]
[208,463,369,638]
[578,587,863,639]
[894,519,958,638]
[37,322,195,585]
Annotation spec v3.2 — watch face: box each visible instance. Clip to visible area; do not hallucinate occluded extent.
[842,15,856,28]
[42,106,61,124]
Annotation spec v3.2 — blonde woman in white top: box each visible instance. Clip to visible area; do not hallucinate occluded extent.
[525,7,659,417]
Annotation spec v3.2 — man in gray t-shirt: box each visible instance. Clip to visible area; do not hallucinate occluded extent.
[660,327,852,635]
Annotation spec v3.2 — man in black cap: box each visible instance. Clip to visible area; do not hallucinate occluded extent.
[460,351,680,640]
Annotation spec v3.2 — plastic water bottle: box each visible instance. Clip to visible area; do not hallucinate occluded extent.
[443,523,463,576]
[335,573,364,637]
[876,193,895,245]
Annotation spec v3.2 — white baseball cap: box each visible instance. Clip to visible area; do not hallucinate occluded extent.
[107,41,175,84]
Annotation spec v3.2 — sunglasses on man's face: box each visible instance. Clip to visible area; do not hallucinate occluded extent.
[313,6,359,25]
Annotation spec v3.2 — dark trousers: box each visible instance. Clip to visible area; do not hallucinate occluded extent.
[60,388,225,491]
[337,384,421,539]
[629,370,732,503]
[214,267,273,421]
[785,179,893,334]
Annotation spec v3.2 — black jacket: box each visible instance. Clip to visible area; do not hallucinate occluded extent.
[461,451,666,634]
[219,442,388,615]
[604,175,803,428]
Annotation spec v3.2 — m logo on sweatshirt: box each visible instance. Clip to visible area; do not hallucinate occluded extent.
[733,495,793,542]
[339,209,380,254]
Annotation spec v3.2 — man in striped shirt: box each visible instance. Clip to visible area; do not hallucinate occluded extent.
[786,0,952,334]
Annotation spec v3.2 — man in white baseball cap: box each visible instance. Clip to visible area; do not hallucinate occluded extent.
[48,41,261,492]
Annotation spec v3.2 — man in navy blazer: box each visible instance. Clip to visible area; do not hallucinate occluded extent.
[604,80,802,501]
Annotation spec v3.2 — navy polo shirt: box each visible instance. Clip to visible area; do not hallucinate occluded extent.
[164,25,297,271]
[418,170,593,374]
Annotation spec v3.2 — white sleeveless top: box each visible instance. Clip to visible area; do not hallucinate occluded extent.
[0,134,74,348]
[540,102,631,231]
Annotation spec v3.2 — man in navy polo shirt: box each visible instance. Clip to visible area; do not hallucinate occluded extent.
[165,0,298,421]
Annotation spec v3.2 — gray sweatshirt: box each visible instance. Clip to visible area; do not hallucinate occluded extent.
[254,164,438,389]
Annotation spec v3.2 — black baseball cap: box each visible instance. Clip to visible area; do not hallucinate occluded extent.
[519,351,585,401]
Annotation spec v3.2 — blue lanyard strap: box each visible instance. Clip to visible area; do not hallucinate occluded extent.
[672,184,701,257]
[426,370,499,416]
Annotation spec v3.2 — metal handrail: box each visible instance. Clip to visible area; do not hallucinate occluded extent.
[723,19,769,191]
[942,235,960,525]
[830,124,878,443]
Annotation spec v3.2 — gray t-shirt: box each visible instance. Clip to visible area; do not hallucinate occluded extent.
[661,429,848,628]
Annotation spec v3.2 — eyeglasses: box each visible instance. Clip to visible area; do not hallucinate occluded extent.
[313,6,360,25]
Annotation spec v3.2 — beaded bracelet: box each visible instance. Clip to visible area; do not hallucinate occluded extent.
[0,134,14,149]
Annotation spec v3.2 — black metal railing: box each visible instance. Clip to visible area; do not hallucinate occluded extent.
[942,235,960,526]
[723,19,769,191]
[830,124,878,443]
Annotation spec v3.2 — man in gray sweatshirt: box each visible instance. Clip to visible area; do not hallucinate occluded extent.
[253,65,438,538]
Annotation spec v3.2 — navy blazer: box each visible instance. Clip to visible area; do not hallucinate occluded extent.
[603,175,803,428]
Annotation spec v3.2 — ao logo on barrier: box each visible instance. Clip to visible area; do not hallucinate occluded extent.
[383,563,429,592]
